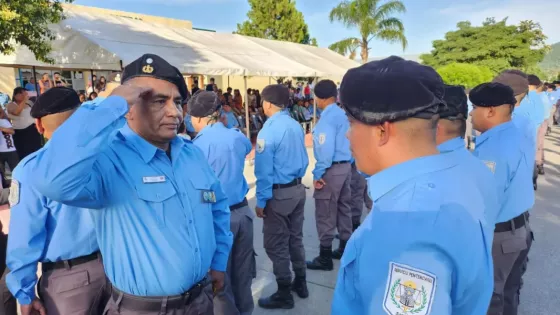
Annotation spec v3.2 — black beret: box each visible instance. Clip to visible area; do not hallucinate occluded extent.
[527,74,542,86]
[262,84,289,107]
[493,70,528,95]
[553,80,560,85]
[187,90,221,118]
[314,80,338,99]
[439,85,468,120]
[340,56,444,125]
[31,87,80,119]
[469,82,517,107]
[122,54,188,101]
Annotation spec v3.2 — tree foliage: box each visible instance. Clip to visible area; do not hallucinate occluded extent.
[0,0,73,63]
[436,63,493,89]
[328,0,407,63]
[236,0,316,45]
[421,18,549,74]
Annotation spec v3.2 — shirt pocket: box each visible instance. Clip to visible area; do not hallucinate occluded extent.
[47,270,90,294]
[340,242,358,300]
[135,182,177,228]
[188,178,214,216]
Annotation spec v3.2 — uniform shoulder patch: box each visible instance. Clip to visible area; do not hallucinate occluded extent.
[318,133,326,145]
[383,262,436,315]
[9,179,20,207]
[483,160,496,173]
[256,139,265,153]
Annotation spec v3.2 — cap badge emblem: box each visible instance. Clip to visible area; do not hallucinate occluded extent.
[142,65,154,74]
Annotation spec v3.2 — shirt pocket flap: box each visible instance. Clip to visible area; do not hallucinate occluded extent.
[501,236,528,254]
[273,187,295,201]
[313,187,331,200]
[49,270,90,294]
[135,182,177,202]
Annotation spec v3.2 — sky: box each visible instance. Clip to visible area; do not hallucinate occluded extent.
[74,0,560,58]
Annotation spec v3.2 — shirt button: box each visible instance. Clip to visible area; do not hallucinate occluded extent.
[156,194,161,198]
[189,220,193,224]
[428,183,435,189]
[195,248,199,252]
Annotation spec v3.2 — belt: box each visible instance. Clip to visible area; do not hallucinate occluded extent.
[42,251,100,273]
[495,212,527,233]
[332,161,350,165]
[111,277,210,312]
[272,178,302,189]
[230,198,248,211]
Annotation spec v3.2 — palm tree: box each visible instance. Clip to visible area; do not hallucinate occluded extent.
[328,0,408,63]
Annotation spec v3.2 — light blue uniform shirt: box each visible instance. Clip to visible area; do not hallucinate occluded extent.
[550,90,560,106]
[473,121,534,223]
[332,153,492,315]
[30,96,233,296]
[312,104,351,180]
[223,110,239,128]
[527,90,545,125]
[255,111,308,208]
[193,122,252,206]
[6,149,98,305]
[513,99,537,161]
[540,91,553,119]
[184,114,195,133]
[438,137,499,226]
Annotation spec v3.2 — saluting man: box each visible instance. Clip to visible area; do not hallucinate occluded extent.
[307,80,352,271]
[189,91,255,315]
[332,56,492,315]
[255,84,309,310]
[470,83,534,315]
[30,54,233,315]
[7,87,106,315]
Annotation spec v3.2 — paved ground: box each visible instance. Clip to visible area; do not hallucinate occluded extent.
[243,127,560,315]
[2,127,559,315]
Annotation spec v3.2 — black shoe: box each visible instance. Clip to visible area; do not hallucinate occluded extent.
[306,246,333,271]
[332,240,348,260]
[538,165,545,175]
[291,276,309,299]
[258,282,294,309]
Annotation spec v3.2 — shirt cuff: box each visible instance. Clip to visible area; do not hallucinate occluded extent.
[256,199,268,209]
[210,252,229,272]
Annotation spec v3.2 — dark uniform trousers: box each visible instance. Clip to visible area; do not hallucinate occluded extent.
[313,163,352,246]
[0,269,16,315]
[104,280,214,315]
[488,216,528,315]
[349,163,372,225]
[39,256,107,315]
[263,184,306,284]
[214,204,256,315]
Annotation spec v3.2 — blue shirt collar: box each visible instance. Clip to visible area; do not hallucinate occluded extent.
[367,153,458,202]
[320,103,339,117]
[437,137,464,153]
[195,122,226,139]
[120,124,184,163]
[475,120,515,147]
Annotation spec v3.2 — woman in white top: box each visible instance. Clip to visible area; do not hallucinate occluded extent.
[6,87,43,160]
[0,107,19,174]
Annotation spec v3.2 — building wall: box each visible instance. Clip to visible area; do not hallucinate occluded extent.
[0,67,17,95]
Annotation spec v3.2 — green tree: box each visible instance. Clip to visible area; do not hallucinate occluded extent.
[237,0,317,45]
[328,0,407,63]
[421,18,549,74]
[436,63,494,89]
[1,0,73,63]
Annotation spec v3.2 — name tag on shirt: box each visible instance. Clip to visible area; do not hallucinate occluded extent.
[143,176,166,184]
[202,190,216,203]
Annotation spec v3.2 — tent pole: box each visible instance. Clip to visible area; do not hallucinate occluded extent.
[269,77,271,84]
[312,76,318,128]
[227,76,230,88]
[244,76,250,139]
[32,67,39,94]
[90,70,94,93]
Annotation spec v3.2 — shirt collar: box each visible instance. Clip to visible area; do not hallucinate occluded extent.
[437,137,464,153]
[475,120,514,147]
[367,153,458,202]
[195,122,226,139]
[120,123,184,163]
[320,103,339,117]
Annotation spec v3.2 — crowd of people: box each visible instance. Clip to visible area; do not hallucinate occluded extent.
[0,51,557,315]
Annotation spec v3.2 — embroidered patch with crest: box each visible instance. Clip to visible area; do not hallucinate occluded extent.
[383,262,436,315]
[483,160,496,174]
[9,179,20,206]
[256,139,265,153]
[318,133,326,145]
[202,190,216,203]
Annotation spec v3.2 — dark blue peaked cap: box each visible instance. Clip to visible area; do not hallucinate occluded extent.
[339,56,445,125]
[439,85,468,120]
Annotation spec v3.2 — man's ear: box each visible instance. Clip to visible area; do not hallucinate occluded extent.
[35,118,45,135]
[378,121,391,146]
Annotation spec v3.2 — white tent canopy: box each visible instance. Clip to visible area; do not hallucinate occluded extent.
[0,6,359,77]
